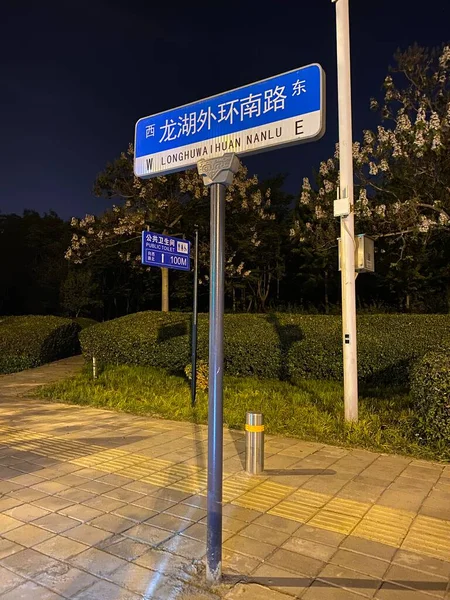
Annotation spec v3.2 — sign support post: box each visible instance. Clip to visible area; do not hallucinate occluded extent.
[135,63,326,584]
[198,154,240,584]
[191,225,199,407]
[333,0,358,422]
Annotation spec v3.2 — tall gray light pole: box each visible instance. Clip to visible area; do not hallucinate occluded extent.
[333,0,358,422]
[197,154,240,583]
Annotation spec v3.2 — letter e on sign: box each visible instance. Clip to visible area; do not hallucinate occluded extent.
[295,120,304,136]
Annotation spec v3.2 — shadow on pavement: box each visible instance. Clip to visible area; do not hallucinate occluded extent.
[223,574,448,592]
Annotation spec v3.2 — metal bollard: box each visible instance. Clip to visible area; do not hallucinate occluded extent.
[92,356,98,380]
[245,412,264,474]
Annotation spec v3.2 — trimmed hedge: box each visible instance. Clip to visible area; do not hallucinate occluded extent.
[80,311,450,385]
[411,351,450,444]
[0,316,81,375]
[74,317,98,330]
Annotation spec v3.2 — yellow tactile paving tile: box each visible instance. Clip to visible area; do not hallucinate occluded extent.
[352,505,413,547]
[268,499,319,523]
[324,497,370,519]
[402,515,450,562]
[219,474,259,503]
[232,481,293,512]
[308,509,360,534]
[287,488,329,508]
[169,473,209,493]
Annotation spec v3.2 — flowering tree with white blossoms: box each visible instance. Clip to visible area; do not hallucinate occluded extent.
[66,145,278,312]
[176,165,287,312]
[67,145,190,312]
[291,44,450,309]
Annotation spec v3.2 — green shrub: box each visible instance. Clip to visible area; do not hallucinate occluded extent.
[0,316,81,375]
[80,311,450,385]
[411,351,450,444]
[80,312,282,379]
[74,317,98,330]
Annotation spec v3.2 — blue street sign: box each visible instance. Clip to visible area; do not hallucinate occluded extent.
[134,63,325,179]
[141,231,191,272]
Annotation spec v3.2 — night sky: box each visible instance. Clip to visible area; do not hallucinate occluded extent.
[1,0,449,220]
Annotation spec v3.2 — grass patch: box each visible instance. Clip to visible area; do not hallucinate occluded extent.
[36,364,449,462]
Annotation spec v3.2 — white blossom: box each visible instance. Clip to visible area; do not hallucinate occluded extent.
[315,205,325,219]
[432,133,442,150]
[363,130,375,145]
[419,215,432,233]
[302,177,311,191]
[439,46,450,68]
[375,204,386,217]
[324,180,334,193]
[429,111,440,130]
[396,113,412,132]
[319,161,328,176]
[369,162,378,175]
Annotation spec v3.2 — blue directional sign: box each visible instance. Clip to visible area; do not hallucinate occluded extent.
[141,231,191,272]
[135,64,325,179]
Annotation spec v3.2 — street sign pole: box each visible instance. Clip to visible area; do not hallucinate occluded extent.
[135,63,326,585]
[191,225,199,407]
[198,154,240,584]
[333,0,358,422]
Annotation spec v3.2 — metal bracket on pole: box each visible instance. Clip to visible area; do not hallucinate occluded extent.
[197,153,240,585]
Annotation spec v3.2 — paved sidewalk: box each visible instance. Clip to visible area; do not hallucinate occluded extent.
[0,361,449,599]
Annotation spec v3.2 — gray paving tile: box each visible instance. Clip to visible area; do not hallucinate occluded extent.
[224,583,294,599]
[88,513,135,534]
[33,535,88,560]
[3,523,55,547]
[0,581,65,600]
[34,563,98,597]
[72,580,141,599]
[109,562,158,595]
[385,564,448,597]
[32,513,79,534]
[250,563,313,597]
[3,503,49,523]
[124,523,173,546]
[0,548,61,577]
[70,547,128,576]
[101,538,149,560]
[393,549,450,579]
[64,523,113,546]
[224,534,277,560]
[282,536,337,562]
[0,540,24,560]
[267,548,324,578]
[0,566,26,595]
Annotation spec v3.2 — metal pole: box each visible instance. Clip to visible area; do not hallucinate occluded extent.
[207,182,225,582]
[334,0,358,422]
[92,356,97,380]
[191,225,199,407]
[197,154,240,585]
[245,412,264,474]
